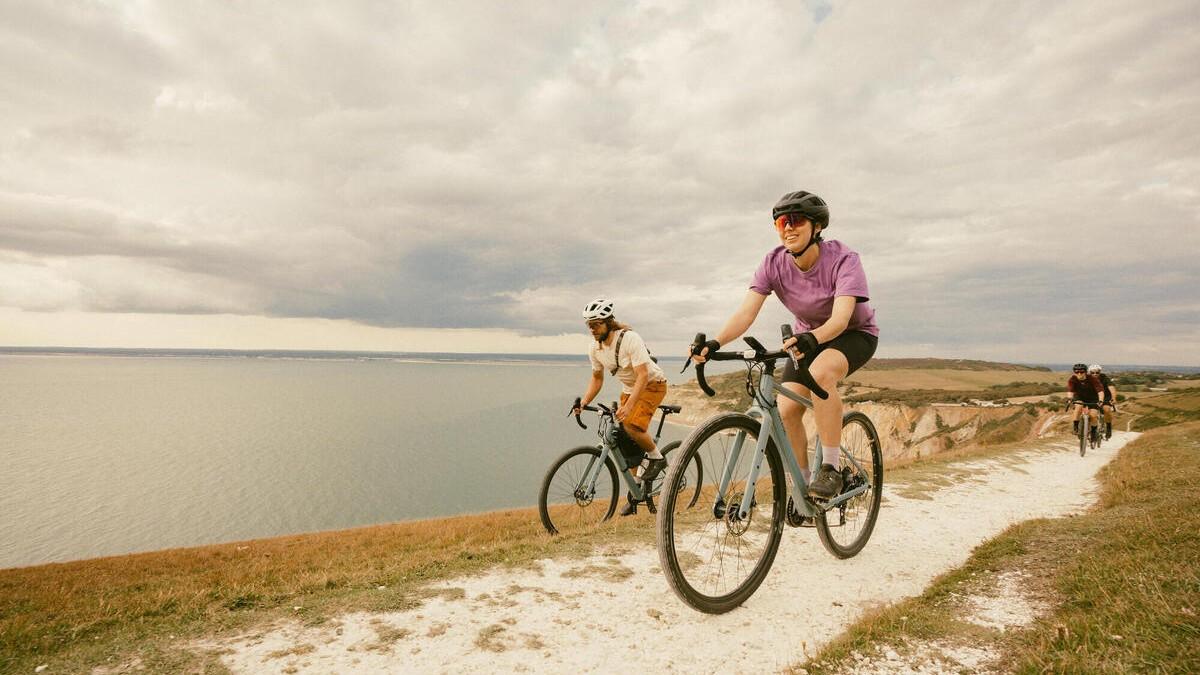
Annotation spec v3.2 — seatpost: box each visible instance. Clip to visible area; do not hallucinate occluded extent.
[654,409,668,442]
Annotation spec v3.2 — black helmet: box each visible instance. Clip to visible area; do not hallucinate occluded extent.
[772,191,830,229]
[1073,363,1088,372]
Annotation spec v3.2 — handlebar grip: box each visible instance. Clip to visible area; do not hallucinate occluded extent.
[688,333,716,396]
[696,361,715,397]
[779,324,829,400]
[570,397,587,428]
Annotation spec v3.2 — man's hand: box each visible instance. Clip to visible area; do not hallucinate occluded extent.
[569,396,583,416]
[615,401,631,422]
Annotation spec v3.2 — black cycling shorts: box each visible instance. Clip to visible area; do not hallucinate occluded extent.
[780,330,878,385]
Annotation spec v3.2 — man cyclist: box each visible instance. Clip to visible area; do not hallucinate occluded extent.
[573,298,669,516]
[689,190,878,507]
[1088,364,1117,439]
[1066,363,1104,437]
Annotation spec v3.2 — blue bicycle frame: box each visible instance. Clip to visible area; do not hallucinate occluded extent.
[573,403,665,502]
[718,366,872,520]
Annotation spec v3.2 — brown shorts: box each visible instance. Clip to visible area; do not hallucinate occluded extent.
[619,380,668,432]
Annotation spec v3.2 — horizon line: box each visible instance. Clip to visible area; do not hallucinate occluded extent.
[3,346,1198,371]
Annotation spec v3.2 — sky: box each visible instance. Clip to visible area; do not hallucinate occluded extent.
[1,0,1197,365]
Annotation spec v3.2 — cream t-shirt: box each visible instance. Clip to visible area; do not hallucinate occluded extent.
[588,329,667,393]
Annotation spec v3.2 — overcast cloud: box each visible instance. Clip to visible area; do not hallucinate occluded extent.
[1,0,1197,364]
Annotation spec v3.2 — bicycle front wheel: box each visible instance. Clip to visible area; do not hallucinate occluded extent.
[816,411,884,559]
[1079,417,1088,457]
[538,446,619,535]
[656,413,785,614]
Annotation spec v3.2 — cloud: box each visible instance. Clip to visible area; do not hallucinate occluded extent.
[1,0,1198,362]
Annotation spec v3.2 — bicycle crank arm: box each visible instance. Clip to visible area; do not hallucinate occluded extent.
[820,483,870,509]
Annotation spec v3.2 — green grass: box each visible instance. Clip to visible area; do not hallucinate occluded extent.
[796,421,1200,674]
[1123,388,1200,431]
[845,382,1061,406]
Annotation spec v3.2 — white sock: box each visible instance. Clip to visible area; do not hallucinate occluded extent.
[801,467,812,483]
[647,450,663,460]
[823,445,841,468]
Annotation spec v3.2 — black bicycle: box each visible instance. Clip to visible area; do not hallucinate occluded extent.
[1068,400,1102,456]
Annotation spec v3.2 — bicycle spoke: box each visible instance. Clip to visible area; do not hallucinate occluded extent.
[539,447,617,535]
[815,411,883,558]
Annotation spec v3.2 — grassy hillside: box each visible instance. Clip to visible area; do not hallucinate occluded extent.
[860,358,1049,372]
[847,369,1065,392]
[1120,387,1200,430]
[845,382,1062,406]
[0,508,654,674]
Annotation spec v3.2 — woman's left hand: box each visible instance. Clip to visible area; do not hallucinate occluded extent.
[783,331,819,358]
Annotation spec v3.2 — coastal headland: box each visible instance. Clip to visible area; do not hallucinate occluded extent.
[2,361,1197,673]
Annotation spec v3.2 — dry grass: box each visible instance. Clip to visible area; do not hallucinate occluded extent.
[796,421,1200,674]
[1121,388,1200,430]
[847,369,1064,391]
[0,504,655,674]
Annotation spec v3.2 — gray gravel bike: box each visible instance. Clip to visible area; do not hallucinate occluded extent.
[656,327,883,613]
[539,402,702,535]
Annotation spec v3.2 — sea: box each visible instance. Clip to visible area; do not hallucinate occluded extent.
[0,349,715,570]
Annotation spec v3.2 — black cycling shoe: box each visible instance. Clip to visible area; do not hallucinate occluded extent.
[640,456,668,486]
[786,497,814,528]
[618,492,638,517]
[809,464,844,501]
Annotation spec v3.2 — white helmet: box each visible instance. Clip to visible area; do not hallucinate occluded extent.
[1088,364,1102,374]
[582,298,615,321]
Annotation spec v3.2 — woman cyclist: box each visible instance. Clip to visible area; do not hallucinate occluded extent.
[573,298,669,516]
[689,190,879,501]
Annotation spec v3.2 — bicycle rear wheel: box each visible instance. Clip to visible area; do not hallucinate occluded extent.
[657,413,785,614]
[647,440,703,510]
[816,411,884,559]
[538,446,619,535]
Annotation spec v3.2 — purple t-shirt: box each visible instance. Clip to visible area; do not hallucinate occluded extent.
[750,240,879,337]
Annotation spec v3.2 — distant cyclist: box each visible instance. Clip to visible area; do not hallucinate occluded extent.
[1066,363,1103,436]
[573,298,669,516]
[688,190,879,501]
[1088,364,1116,439]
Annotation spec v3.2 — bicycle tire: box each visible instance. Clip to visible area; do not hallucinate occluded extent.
[538,446,619,535]
[656,413,785,614]
[650,440,704,510]
[815,411,884,559]
[1079,415,1087,457]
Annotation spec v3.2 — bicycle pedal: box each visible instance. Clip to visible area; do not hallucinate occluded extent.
[644,494,657,514]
